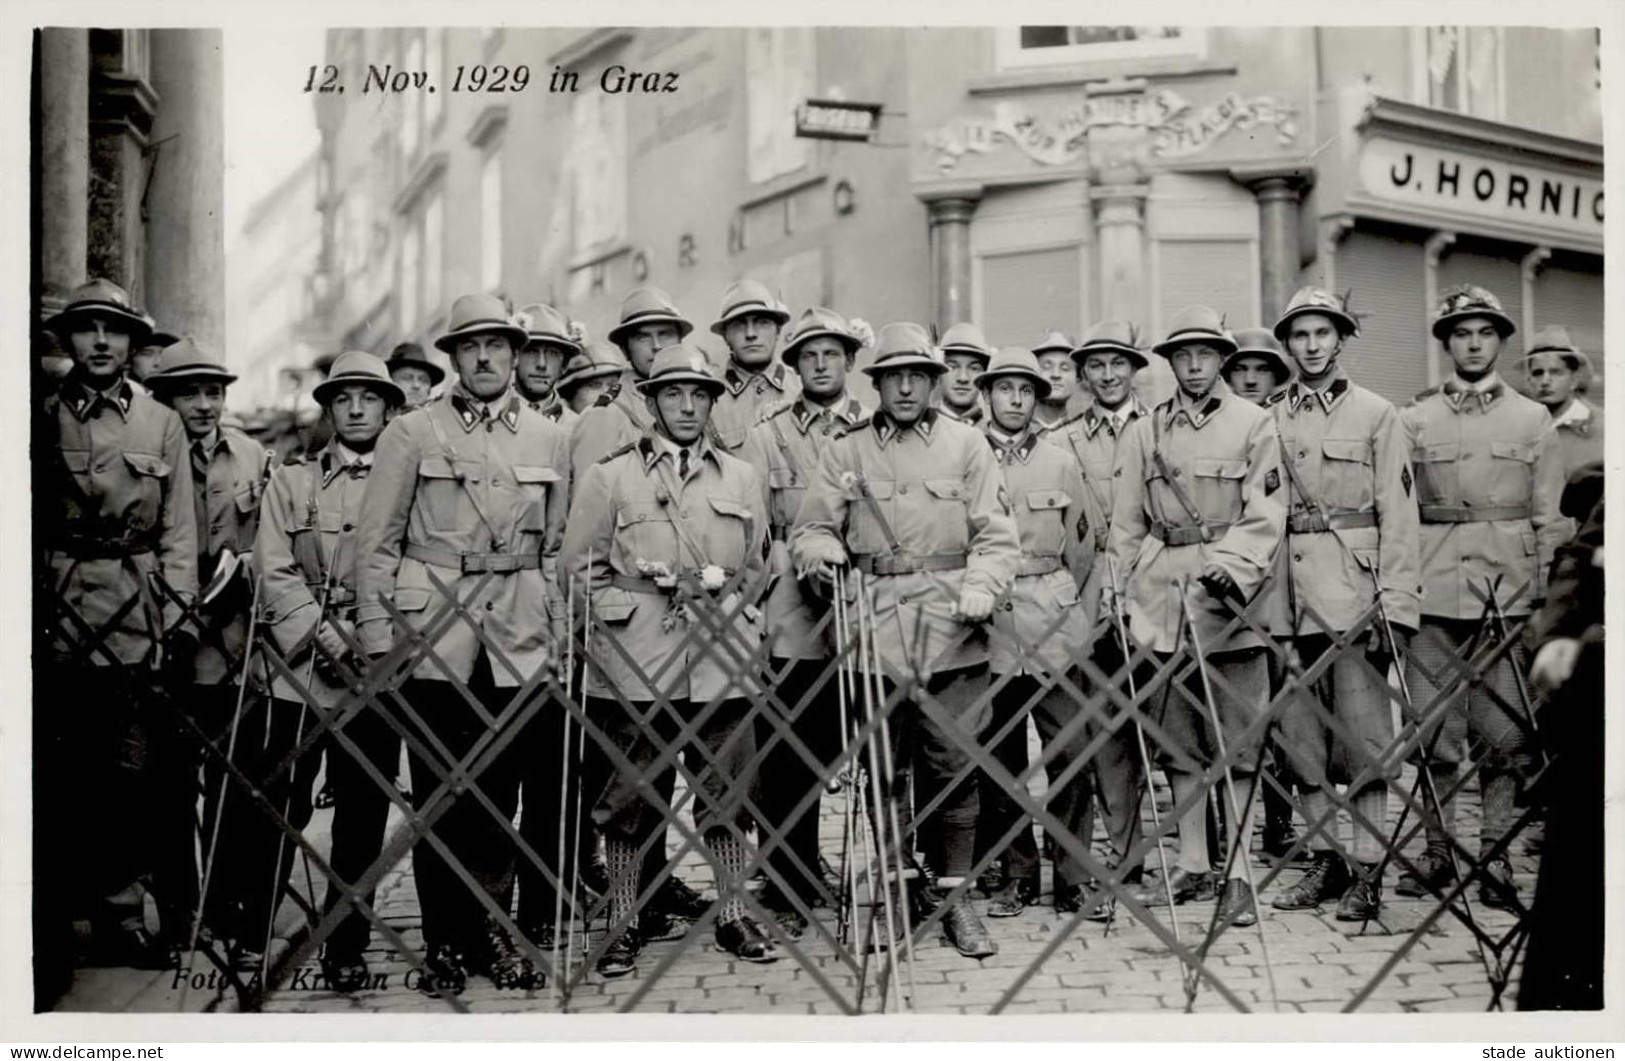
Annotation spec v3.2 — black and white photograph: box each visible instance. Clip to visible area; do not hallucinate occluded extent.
[16,8,1617,1036]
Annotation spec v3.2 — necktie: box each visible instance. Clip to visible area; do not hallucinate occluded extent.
[678,447,690,480]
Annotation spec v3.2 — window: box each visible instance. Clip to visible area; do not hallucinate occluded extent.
[995,26,1206,69]
[480,150,503,293]
[745,28,815,184]
[571,90,627,254]
[1420,26,1505,120]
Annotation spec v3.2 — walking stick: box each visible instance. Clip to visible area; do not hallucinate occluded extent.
[866,574,917,1009]
[1104,558,1180,944]
[832,569,857,946]
[853,572,904,1012]
[550,573,574,1009]
[564,553,593,1007]
[1179,578,1280,1013]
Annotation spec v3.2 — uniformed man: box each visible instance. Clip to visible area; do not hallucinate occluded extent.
[557,342,628,416]
[1110,306,1285,927]
[1031,330,1087,431]
[707,279,797,451]
[254,351,403,991]
[935,322,992,426]
[791,322,1021,959]
[561,341,775,977]
[1222,329,1293,406]
[145,338,271,966]
[736,307,869,939]
[1252,289,1420,922]
[514,302,583,430]
[37,279,199,985]
[968,348,1093,919]
[385,342,445,410]
[1518,325,1604,482]
[1041,320,1154,917]
[354,293,571,995]
[1398,285,1565,913]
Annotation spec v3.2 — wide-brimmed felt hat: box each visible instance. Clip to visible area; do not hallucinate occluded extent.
[386,341,446,385]
[975,347,1051,399]
[709,279,791,336]
[314,350,406,407]
[781,306,863,364]
[516,302,585,356]
[1519,324,1594,383]
[1274,286,1359,342]
[609,286,694,347]
[434,293,529,354]
[144,336,238,389]
[1153,306,1237,358]
[1070,319,1149,371]
[143,329,182,350]
[45,278,153,344]
[1223,328,1292,384]
[939,322,992,363]
[635,341,726,398]
[860,322,946,378]
[1031,330,1075,357]
[1431,284,1516,341]
[558,342,630,395]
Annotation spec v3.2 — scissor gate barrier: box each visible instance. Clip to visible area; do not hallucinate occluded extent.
[38,560,1553,1014]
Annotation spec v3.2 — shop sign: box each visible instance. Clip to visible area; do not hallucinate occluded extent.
[1359,137,1603,237]
[795,99,883,141]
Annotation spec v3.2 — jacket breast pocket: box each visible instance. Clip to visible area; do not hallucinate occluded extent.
[510,464,562,534]
[417,457,478,531]
[121,451,173,529]
[845,478,894,555]
[1023,489,1070,551]
[1411,442,1458,505]
[1488,440,1535,500]
[923,478,972,551]
[616,504,675,564]
[1320,438,1374,510]
[705,495,754,566]
[1190,457,1247,522]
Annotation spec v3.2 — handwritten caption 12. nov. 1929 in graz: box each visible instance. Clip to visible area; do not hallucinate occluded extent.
[302,62,681,94]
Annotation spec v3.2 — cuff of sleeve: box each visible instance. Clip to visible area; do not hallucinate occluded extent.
[359,618,391,656]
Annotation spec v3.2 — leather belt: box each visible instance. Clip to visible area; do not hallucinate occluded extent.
[1015,555,1064,577]
[405,543,540,573]
[608,569,739,595]
[1419,504,1530,524]
[1149,521,1233,547]
[852,552,968,576]
[1287,509,1378,534]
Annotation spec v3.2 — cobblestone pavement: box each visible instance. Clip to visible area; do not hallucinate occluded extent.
[62,764,1533,1015]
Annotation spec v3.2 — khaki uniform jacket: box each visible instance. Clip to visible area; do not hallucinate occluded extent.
[189,428,269,685]
[1402,377,1565,620]
[1108,382,1286,655]
[709,361,800,452]
[42,376,199,666]
[1041,398,1148,627]
[355,387,571,685]
[984,428,1093,677]
[738,395,868,661]
[527,392,579,433]
[789,408,1021,678]
[560,433,770,703]
[568,376,655,484]
[1265,373,1422,636]
[254,441,372,707]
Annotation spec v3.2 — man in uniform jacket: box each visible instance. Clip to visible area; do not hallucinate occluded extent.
[254,351,402,991]
[935,322,992,427]
[1398,285,1565,912]
[1030,330,1087,432]
[557,342,628,417]
[354,293,570,995]
[737,307,869,940]
[791,321,1021,959]
[1108,306,1285,928]
[1257,289,1420,922]
[560,342,776,977]
[968,348,1094,919]
[37,279,199,992]
[514,302,582,430]
[145,338,271,966]
[707,279,797,451]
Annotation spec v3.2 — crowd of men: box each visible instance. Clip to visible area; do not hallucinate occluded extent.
[36,270,1602,1008]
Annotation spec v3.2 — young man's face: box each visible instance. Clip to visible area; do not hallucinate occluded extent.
[987,377,1037,433]
[1445,317,1503,381]
[1170,344,1223,399]
[390,365,436,407]
[624,323,682,377]
[329,384,391,447]
[1080,351,1135,409]
[565,376,615,413]
[516,341,568,402]
[454,333,515,400]
[130,346,165,383]
[1226,356,1278,405]
[721,312,781,370]
[794,337,851,403]
[166,381,226,440]
[939,352,985,412]
[66,316,133,384]
[1285,312,1342,381]
[647,382,713,445]
[1036,351,1077,404]
[876,368,935,424]
[1524,351,1577,411]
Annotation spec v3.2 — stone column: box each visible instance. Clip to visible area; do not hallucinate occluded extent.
[923,190,981,332]
[146,29,226,354]
[1241,171,1309,323]
[1089,181,1149,325]
[1423,230,1457,389]
[39,29,89,314]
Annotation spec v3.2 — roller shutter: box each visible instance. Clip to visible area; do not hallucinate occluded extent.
[1534,256,1604,403]
[980,245,1082,349]
[1156,240,1253,332]
[1335,226,1429,404]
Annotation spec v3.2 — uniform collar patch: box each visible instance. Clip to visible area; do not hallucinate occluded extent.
[985,425,1038,464]
[725,361,786,397]
[62,376,135,421]
[872,406,938,445]
[451,388,521,433]
[1288,374,1350,414]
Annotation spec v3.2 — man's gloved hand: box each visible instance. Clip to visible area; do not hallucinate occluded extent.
[795,537,848,585]
[314,619,352,662]
[956,587,996,623]
[1197,564,1241,605]
[1531,637,1581,694]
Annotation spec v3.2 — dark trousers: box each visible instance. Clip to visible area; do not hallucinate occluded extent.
[399,655,529,955]
[516,699,590,934]
[756,658,843,906]
[317,699,400,959]
[873,666,986,881]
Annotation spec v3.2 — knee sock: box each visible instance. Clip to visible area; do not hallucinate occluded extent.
[1224,773,1259,881]
[605,837,639,934]
[1301,787,1337,853]
[1422,766,1457,855]
[1479,769,1517,859]
[1349,786,1388,864]
[1168,773,1209,874]
[709,829,746,923]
